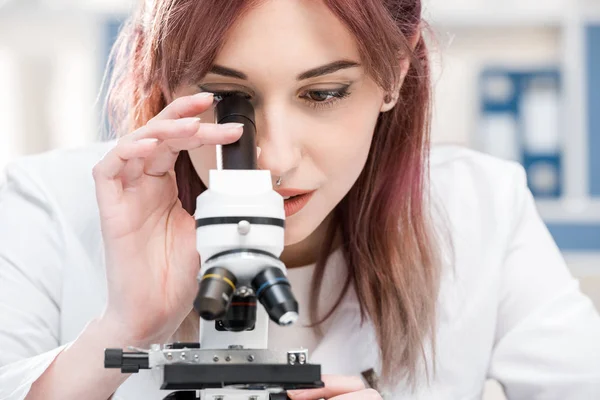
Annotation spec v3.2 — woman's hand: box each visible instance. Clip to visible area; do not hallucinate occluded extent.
[92,92,244,347]
[287,375,382,399]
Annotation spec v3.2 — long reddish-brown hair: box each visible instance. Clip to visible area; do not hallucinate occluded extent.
[105,0,442,390]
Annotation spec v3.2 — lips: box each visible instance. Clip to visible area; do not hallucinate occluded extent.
[275,188,315,217]
[275,188,313,197]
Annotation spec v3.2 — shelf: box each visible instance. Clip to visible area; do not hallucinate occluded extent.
[0,0,133,18]
[64,0,134,16]
[423,6,565,29]
[563,252,600,276]
[536,199,600,223]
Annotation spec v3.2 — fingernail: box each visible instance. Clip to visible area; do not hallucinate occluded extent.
[221,122,244,129]
[256,146,262,159]
[179,117,201,125]
[194,92,214,99]
[135,137,159,144]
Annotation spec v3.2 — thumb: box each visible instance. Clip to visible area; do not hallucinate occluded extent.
[287,375,365,399]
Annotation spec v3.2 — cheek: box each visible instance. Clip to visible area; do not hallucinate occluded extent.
[309,108,378,192]
[282,111,376,245]
[308,81,382,186]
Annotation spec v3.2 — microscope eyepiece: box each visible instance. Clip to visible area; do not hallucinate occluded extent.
[215,94,257,170]
[251,267,299,326]
[194,267,237,320]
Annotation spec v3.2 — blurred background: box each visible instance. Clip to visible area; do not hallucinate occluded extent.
[0,0,599,398]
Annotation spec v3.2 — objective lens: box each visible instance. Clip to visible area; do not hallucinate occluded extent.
[194,267,237,320]
[251,267,299,326]
[217,293,257,332]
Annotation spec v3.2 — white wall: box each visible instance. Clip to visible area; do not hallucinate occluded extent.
[0,8,103,173]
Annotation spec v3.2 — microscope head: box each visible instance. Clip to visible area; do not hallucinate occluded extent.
[193,95,299,339]
[105,96,324,397]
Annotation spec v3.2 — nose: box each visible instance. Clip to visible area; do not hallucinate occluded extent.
[255,107,302,180]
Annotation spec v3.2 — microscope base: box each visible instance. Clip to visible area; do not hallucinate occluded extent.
[160,363,323,390]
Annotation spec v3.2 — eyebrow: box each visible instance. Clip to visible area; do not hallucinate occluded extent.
[207,59,361,81]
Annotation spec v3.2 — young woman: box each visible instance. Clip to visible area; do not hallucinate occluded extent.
[1,0,599,399]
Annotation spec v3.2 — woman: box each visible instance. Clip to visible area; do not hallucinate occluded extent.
[1,0,599,399]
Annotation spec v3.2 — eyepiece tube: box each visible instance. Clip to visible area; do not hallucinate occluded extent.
[215,95,257,170]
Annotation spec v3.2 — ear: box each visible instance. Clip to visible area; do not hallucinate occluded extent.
[379,71,404,113]
[379,29,422,113]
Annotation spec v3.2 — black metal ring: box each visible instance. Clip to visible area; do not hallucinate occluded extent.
[205,248,281,264]
[196,216,285,228]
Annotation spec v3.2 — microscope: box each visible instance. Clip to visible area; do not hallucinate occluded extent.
[104,95,324,399]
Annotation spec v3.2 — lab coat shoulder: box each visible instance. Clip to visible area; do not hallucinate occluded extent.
[2,140,115,237]
[430,145,600,399]
[0,140,114,400]
[430,144,526,232]
[429,144,528,283]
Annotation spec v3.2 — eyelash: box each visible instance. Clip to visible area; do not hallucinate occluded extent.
[206,87,351,111]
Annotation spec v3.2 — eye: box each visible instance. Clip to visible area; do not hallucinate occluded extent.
[301,86,352,110]
[211,90,252,103]
[198,85,352,112]
[306,91,339,102]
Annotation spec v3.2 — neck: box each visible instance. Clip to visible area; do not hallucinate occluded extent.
[280,212,341,269]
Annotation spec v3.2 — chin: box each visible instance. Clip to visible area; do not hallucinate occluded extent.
[282,220,311,246]
[282,206,332,247]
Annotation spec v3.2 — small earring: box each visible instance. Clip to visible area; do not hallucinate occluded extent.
[276,176,282,186]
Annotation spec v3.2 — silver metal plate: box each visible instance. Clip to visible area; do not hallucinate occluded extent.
[149,348,304,368]
[199,389,273,400]
[286,349,308,365]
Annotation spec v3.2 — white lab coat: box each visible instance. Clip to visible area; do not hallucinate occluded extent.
[0,141,599,400]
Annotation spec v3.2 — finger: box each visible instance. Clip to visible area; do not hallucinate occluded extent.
[92,138,160,205]
[330,389,382,400]
[132,118,244,147]
[143,123,244,176]
[153,92,214,121]
[164,122,244,149]
[93,138,160,181]
[131,117,204,142]
[121,157,146,189]
[287,375,365,400]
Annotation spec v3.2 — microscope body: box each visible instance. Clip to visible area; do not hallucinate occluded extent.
[195,168,287,351]
[104,95,323,399]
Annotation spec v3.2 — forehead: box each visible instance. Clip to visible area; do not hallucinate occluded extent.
[212,0,362,82]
